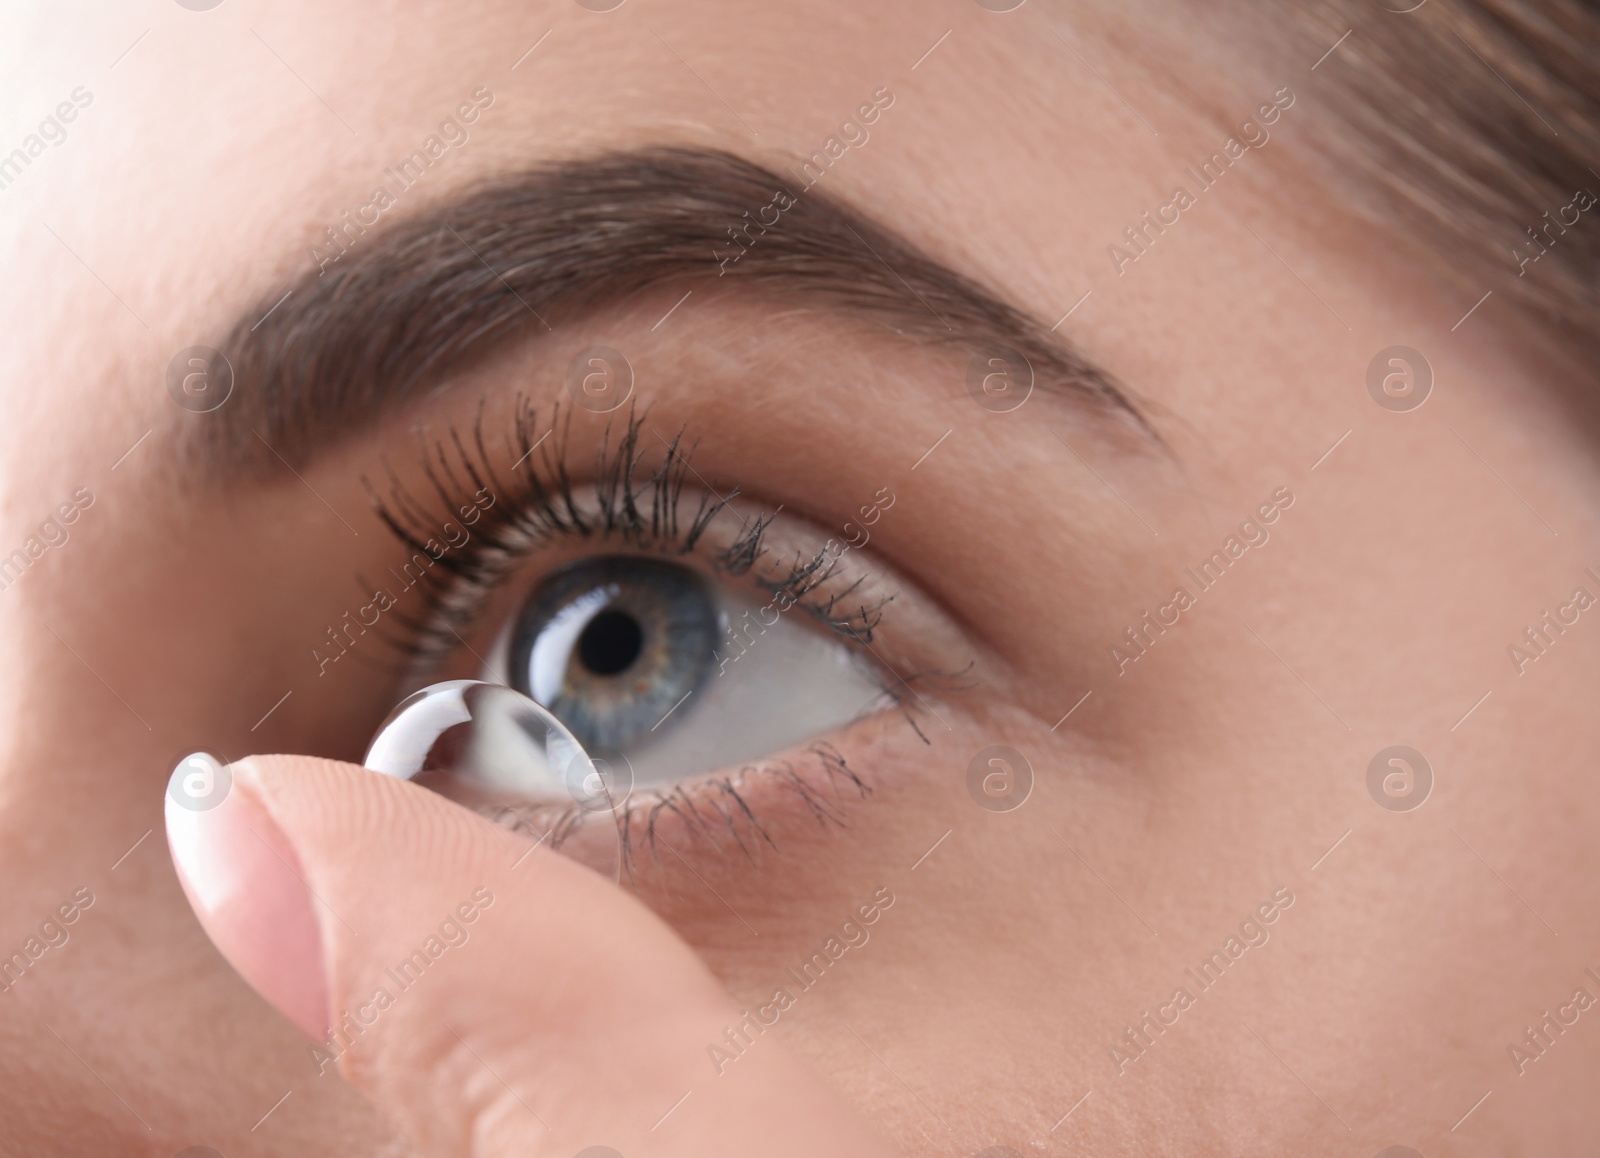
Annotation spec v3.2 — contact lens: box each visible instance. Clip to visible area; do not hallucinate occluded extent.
[363,680,623,882]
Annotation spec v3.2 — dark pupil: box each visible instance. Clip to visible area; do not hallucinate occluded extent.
[577,609,644,676]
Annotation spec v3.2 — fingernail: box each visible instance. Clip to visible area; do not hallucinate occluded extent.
[164,753,329,1039]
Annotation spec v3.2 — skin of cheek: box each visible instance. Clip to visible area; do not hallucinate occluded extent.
[435,291,1600,1157]
[578,161,1600,1158]
[0,4,1598,1158]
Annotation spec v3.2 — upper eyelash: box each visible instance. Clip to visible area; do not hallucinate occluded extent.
[359,398,978,870]
[363,397,891,671]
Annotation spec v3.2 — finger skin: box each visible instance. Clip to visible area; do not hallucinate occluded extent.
[164,764,329,1039]
[226,754,898,1158]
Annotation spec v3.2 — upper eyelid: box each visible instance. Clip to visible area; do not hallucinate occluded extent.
[367,403,896,678]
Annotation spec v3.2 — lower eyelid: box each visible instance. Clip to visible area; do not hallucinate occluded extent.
[477,736,882,881]
[622,742,871,862]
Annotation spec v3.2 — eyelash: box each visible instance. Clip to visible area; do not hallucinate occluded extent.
[486,740,874,880]
[361,398,932,870]
[365,399,892,672]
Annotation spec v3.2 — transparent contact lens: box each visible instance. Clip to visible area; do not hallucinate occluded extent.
[363,680,624,882]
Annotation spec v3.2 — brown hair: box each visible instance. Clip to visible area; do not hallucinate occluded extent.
[1281,1,1598,349]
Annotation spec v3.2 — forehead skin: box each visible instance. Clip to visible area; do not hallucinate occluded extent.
[3,1,1600,1156]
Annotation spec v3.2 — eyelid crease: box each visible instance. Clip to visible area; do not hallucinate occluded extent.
[364,399,898,685]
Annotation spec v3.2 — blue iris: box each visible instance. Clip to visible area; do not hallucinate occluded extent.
[508,556,720,752]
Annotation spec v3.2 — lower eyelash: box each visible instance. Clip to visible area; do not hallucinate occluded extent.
[626,741,869,865]
[364,398,970,863]
[364,397,893,670]
[485,741,872,881]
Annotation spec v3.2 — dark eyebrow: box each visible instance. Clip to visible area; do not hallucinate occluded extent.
[208,146,1145,475]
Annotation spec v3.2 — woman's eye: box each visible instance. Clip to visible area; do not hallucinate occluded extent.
[481,553,891,788]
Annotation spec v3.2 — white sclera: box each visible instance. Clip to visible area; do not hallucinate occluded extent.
[364,680,622,882]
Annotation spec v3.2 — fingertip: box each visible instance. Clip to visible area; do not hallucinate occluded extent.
[164,752,330,1040]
